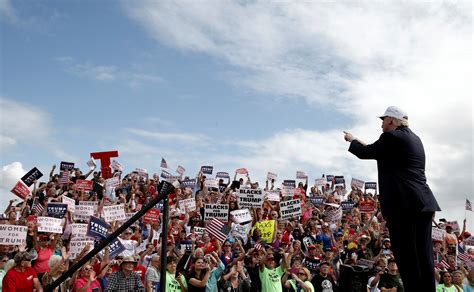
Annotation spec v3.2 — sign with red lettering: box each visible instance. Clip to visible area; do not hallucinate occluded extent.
[143,209,160,223]
[11,181,30,199]
[76,180,93,191]
[358,200,376,213]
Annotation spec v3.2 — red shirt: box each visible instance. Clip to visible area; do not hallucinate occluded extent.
[2,267,38,292]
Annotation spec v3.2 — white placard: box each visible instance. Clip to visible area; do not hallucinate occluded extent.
[237,188,263,208]
[279,199,302,220]
[105,177,120,188]
[193,227,205,239]
[38,217,63,234]
[204,204,229,221]
[74,205,95,221]
[432,227,446,241]
[0,224,27,245]
[103,204,126,222]
[71,223,88,239]
[264,190,280,202]
[324,207,343,223]
[464,236,474,246]
[179,198,196,212]
[445,221,461,234]
[135,168,148,175]
[86,158,96,170]
[230,222,252,244]
[315,178,326,186]
[204,178,219,189]
[281,186,295,197]
[69,237,94,259]
[79,201,99,212]
[62,196,76,213]
[176,165,186,175]
[230,209,252,224]
[296,171,307,179]
[267,172,277,180]
[110,160,123,172]
[351,178,365,189]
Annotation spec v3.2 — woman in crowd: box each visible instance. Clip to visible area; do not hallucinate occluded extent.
[219,261,251,292]
[41,253,69,292]
[284,267,314,292]
[72,263,102,292]
[187,256,211,292]
[33,233,59,282]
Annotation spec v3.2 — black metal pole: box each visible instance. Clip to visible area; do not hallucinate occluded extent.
[159,194,169,291]
[45,180,179,292]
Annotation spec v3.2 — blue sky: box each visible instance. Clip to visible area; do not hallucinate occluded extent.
[1,1,472,225]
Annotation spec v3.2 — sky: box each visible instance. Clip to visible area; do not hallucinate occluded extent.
[0,1,472,226]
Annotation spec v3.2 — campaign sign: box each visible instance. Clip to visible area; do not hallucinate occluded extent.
[69,238,94,259]
[334,176,345,185]
[76,180,93,191]
[176,165,186,175]
[296,171,307,179]
[351,178,365,189]
[281,186,295,197]
[230,209,252,224]
[103,204,126,223]
[71,223,88,239]
[237,188,263,208]
[444,221,461,234]
[264,190,280,202]
[432,227,446,241]
[326,175,334,182]
[105,177,120,188]
[193,227,205,239]
[314,178,326,186]
[230,222,252,244]
[236,168,248,174]
[11,181,30,199]
[216,172,230,179]
[267,172,277,180]
[87,216,110,240]
[143,209,160,223]
[60,161,75,171]
[310,197,325,206]
[204,204,229,222]
[358,200,376,213]
[86,157,96,170]
[79,201,99,212]
[283,180,296,188]
[341,200,355,211]
[47,203,68,218]
[365,182,377,190]
[201,166,214,175]
[38,217,63,234]
[251,220,275,244]
[182,178,197,188]
[179,198,196,212]
[21,167,43,187]
[161,170,172,179]
[0,224,27,245]
[108,238,126,258]
[110,160,123,172]
[74,205,95,221]
[464,236,474,246]
[279,199,302,220]
[357,259,375,269]
[324,207,343,223]
[204,178,219,189]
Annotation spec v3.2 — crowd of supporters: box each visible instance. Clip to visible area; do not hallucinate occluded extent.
[0,162,473,291]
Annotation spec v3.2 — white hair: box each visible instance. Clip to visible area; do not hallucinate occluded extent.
[392,117,409,127]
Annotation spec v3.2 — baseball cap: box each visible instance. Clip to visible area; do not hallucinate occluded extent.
[379,106,408,120]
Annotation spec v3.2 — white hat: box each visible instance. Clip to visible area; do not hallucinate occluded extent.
[379,106,408,120]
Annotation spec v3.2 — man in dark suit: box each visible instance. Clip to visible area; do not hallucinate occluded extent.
[343,106,441,291]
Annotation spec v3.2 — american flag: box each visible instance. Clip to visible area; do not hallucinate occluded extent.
[254,241,264,251]
[207,218,230,243]
[59,171,69,185]
[438,259,450,270]
[466,199,472,211]
[458,246,471,263]
[31,198,44,215]
[160,158,168,168]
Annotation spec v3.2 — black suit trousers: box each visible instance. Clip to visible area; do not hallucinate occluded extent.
[385,211,435,292]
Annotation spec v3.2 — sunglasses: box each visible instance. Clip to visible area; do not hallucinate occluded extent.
[82,267,92,272]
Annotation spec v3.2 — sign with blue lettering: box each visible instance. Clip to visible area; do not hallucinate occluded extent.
[21,167,43,187]
[201,166,214,175]
[86,216,110,240]
[341,200,355,211]
[311,197,325,206]
[47,203,68,218]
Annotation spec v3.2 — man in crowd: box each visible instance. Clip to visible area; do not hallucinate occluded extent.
[344,106,441,291]
[105,256,145,291]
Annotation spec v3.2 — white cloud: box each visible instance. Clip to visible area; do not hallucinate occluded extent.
[55,57,163,87]
[0,162,27,210]
[0,0,19,24]
[125,128,209,144]
[123,1,472,224]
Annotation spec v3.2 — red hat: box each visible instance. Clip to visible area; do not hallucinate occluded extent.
[463,232,471,238]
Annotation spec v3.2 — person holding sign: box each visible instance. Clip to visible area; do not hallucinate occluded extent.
[344,106,441,291]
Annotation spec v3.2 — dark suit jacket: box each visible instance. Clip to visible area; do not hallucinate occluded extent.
[348,126,440,217]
